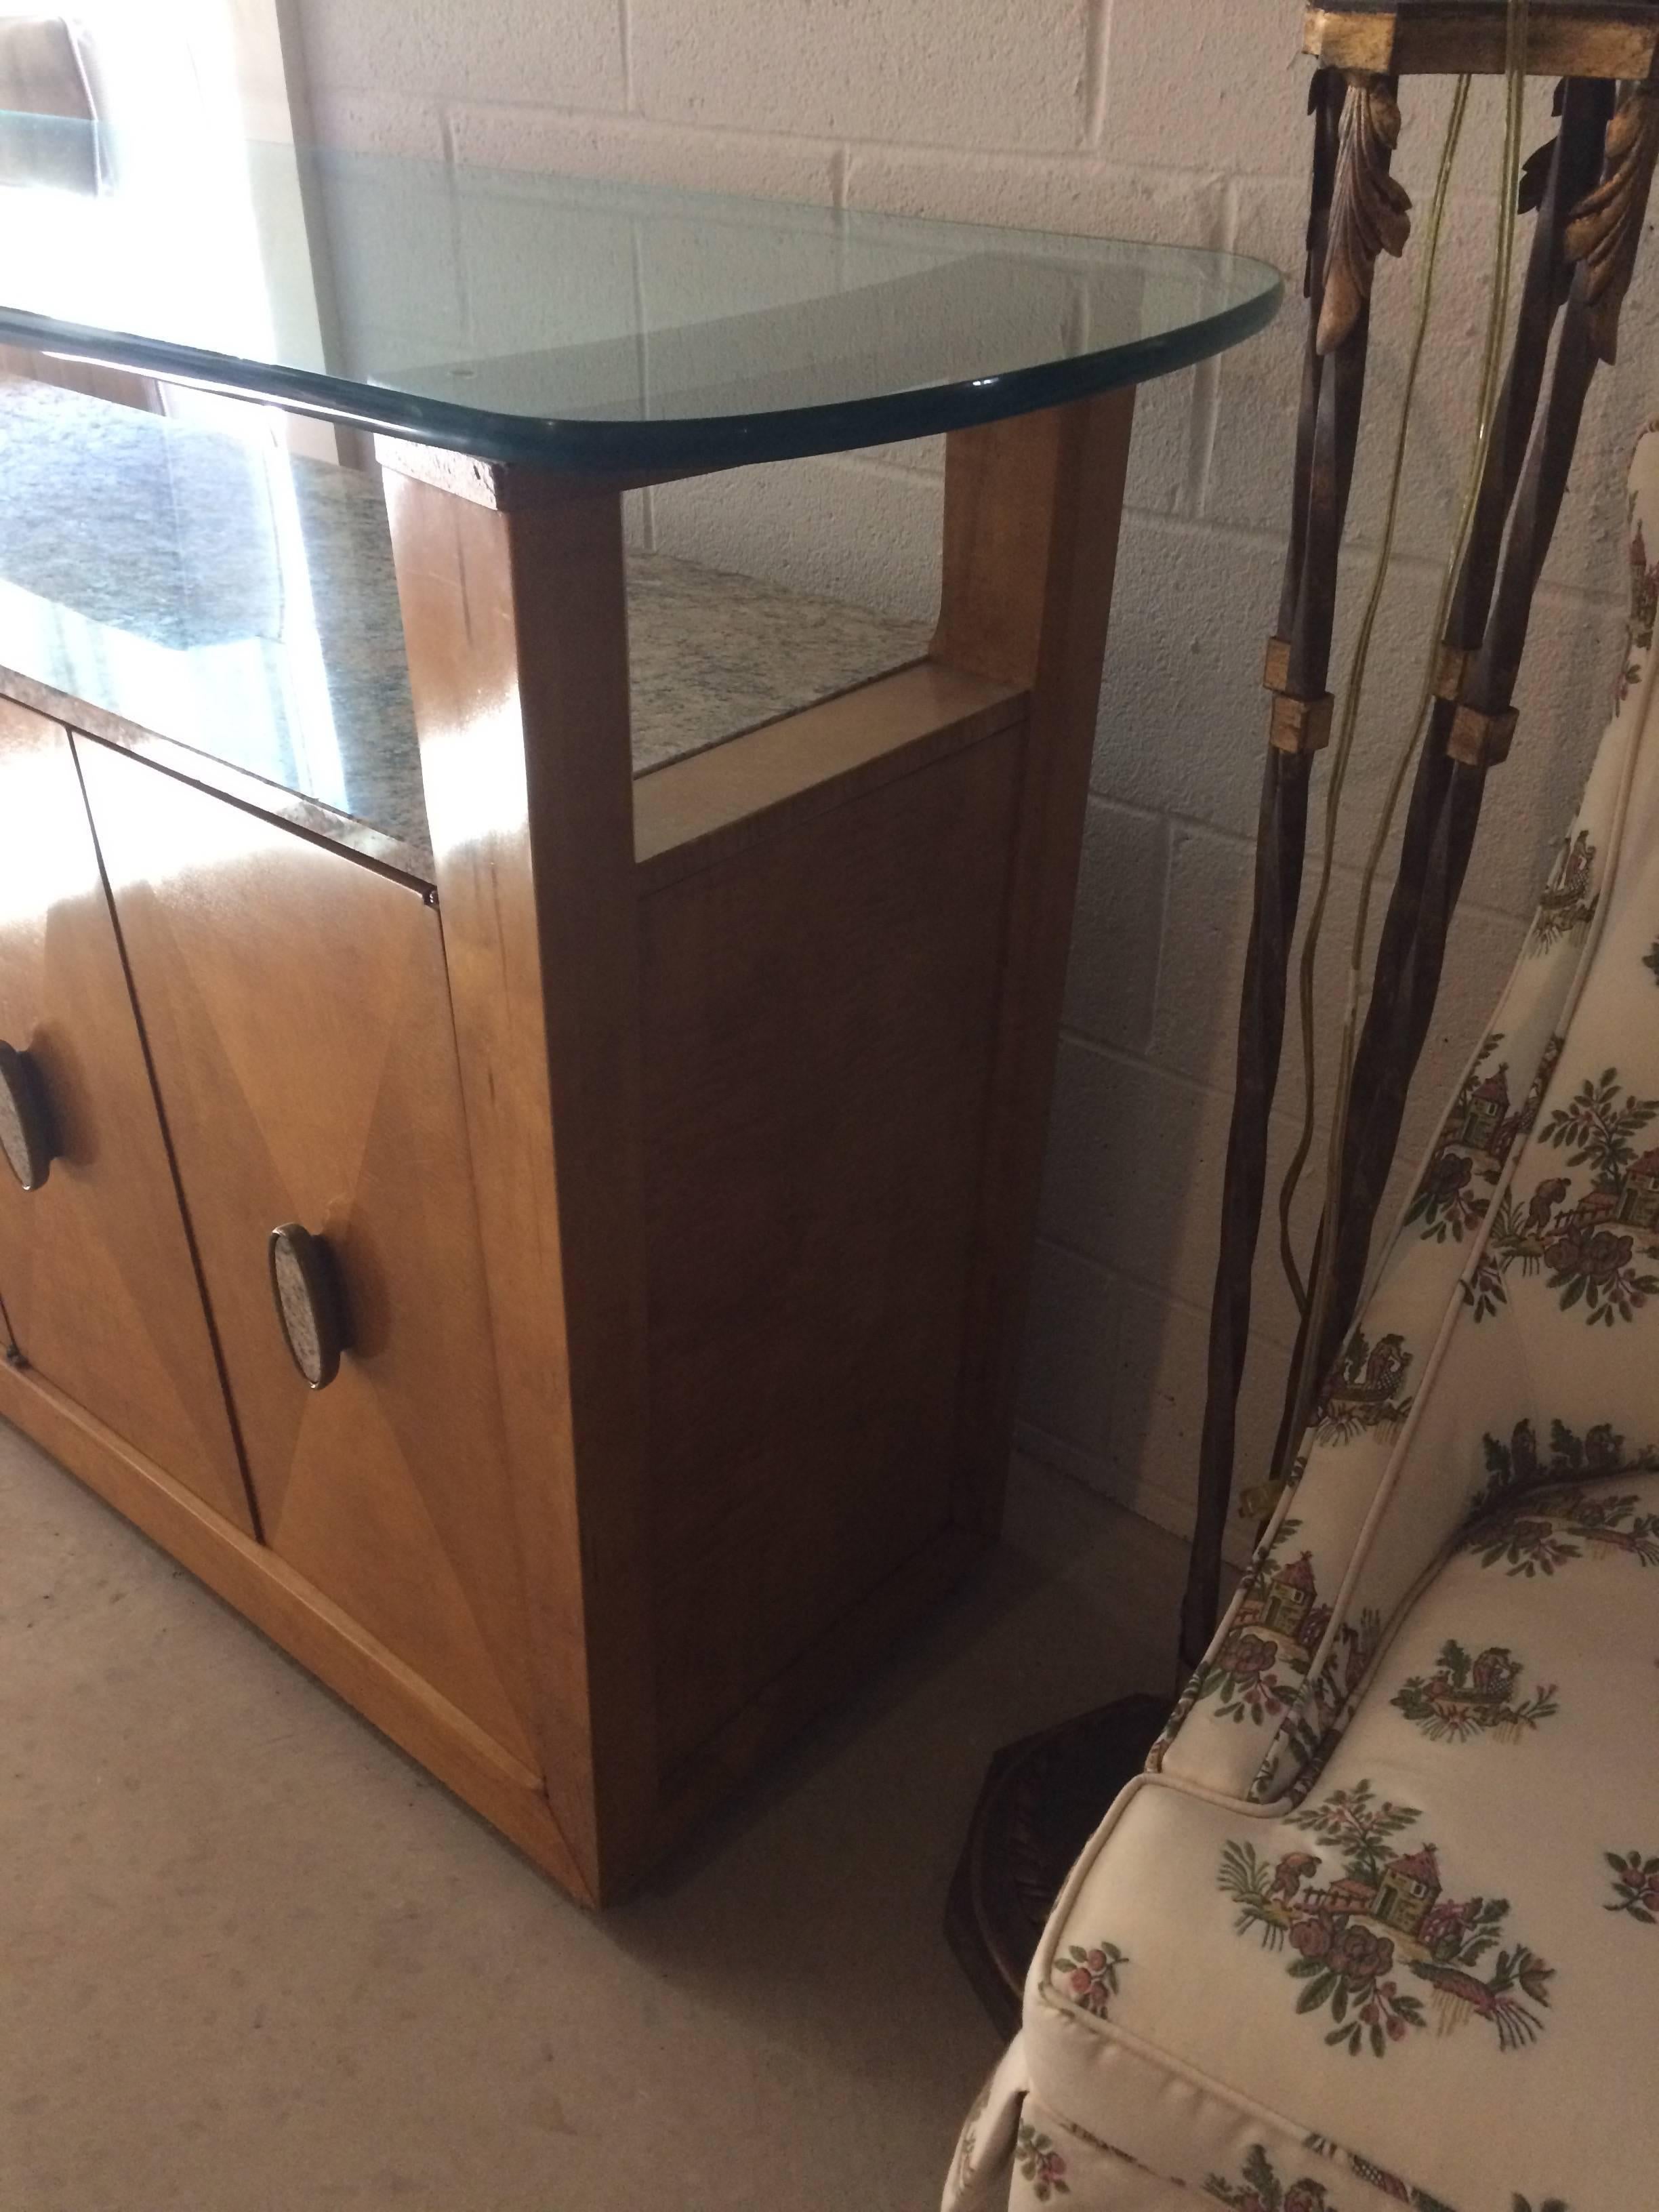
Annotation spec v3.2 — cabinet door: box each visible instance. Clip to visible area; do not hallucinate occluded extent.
[0,700,252,1528]
[76,737,541,1767]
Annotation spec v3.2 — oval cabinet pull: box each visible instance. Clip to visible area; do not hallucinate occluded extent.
[0,1040,59,1191]
[267,1223,350,1390]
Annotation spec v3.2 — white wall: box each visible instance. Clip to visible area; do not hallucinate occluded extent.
[292,0,1656,1552]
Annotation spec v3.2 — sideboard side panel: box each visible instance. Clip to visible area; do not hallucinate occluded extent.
[639,719,1024,1769]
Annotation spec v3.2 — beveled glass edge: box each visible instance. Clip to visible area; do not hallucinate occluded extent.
[0,266,1283,475]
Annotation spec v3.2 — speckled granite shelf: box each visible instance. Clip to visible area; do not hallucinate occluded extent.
[0,379,929,877]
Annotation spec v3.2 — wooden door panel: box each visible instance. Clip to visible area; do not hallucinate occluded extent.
[76,737,539,1766]
[640,726,1023,1765]
[0,700,251,1528]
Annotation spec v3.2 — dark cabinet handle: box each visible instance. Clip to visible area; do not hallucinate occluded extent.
[267,1223,350,1390]
[0,1041,59,1191]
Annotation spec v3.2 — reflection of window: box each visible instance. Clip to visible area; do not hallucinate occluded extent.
[0,7,350,809]
[0,17,101,190]
[0,2,345,467]
[0,3,334,411]
[0,4,295,371]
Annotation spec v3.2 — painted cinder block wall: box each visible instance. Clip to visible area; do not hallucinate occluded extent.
[292,1,1655,1551]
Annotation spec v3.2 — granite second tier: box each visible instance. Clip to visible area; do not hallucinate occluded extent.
[0,377,930,877]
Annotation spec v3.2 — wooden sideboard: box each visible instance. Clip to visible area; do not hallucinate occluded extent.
[0,388,1136,1902]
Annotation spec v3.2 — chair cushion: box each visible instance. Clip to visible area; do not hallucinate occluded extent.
[1017,1469,1659,2211]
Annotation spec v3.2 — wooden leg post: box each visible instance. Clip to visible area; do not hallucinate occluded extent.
[932,387,1137,1540]
[932,390,1160,2027]
[380,446,657,1904]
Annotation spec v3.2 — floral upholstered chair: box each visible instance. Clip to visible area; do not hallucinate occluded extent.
[945,426,1659,2212]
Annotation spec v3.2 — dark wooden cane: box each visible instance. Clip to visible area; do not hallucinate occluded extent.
[1277,76,1643,1425]
[1266,79,1616,1458]
[1180,68,1385,1673]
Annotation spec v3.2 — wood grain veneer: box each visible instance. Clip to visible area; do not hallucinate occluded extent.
[0,699,252,1531]
[382,463,658,1900]
[631,658,1022,888]
[639,718,1025,1767]
[75,736,547,1780]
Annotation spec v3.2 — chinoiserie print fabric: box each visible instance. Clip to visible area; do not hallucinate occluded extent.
[943,428,1659,2212]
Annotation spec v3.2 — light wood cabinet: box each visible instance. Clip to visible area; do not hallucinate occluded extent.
[0,392,1137,1904]
[0,129,1281,1910]
[0,699,253,1533]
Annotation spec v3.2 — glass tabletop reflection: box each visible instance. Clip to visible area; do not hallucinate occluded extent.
[0,110,1282,471]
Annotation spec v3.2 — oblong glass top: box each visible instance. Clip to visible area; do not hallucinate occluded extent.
[0,112,1281,472]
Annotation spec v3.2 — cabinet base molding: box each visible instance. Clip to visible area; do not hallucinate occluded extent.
[0,1362,592,1902]
[2,1359,989,1902]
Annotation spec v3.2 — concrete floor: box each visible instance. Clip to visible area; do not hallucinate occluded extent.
[1,1420,1184,2212]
